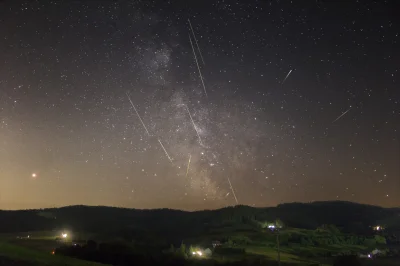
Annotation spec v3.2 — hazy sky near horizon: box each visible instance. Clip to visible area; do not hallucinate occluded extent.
[0,0,399,210]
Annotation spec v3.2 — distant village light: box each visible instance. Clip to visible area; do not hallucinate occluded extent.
[268,225,276,229]
[373,225,383,231]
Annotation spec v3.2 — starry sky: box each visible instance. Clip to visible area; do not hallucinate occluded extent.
[0,0,399,210]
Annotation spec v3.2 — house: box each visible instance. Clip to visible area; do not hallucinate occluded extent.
[359,249,384,259]
[373,225,384,231]
[371,249,384,256]
[359,254,372,259]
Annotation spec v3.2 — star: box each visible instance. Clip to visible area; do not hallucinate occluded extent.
[0,0,397,210]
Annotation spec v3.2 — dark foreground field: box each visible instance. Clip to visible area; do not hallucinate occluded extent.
[0,241,108,266]
[0,256,34,266]
[0,201,399,266]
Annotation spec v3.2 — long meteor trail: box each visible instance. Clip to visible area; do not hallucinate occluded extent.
[158,138,173,163]
[332,107,351,123]
[185,154,191,178]
[188,18,205,65]
[185,105,203,145]
[189,34,208,97]
[227,177,239,205]
[126,92,151,136]
[282,69,293,84]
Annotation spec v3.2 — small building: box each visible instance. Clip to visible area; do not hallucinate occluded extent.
[212,241,221,248]
[359,249,384,259]
[371,249,384,256]
[204,248,212,256]
[359,254,371,259]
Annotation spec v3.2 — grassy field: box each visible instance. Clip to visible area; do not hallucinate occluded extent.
[184,226,380,266]
[9,239,61,252]
[0,241,108,266]
[362,258,400,266]
[1,228,397,266]
[0,230,105,265]
[245,245,322,265]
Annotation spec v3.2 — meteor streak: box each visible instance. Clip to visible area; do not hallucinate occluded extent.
[126,92,151,136]
[185,105,203,145]
[188,18,205,65]
[332,107,351,123]
[158,138,173,162]
[185,154,191,178]
[282,69,293,84]
[189,34,208,97]
[227,177,239,205]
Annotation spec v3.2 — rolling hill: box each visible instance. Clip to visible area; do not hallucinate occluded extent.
[1,201,399,241]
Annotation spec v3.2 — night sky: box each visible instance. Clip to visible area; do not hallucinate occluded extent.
[0,0,399,210]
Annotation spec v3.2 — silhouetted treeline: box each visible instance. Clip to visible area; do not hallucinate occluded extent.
[1,201,399,241]
[0,210,55,232]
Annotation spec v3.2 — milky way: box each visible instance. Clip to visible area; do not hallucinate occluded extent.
[0,0,398,210]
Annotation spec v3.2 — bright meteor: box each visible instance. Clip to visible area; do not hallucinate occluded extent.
[189,34,207,97]
[158,138,173,163]
[282,69,293,84]
[227,177,239,205]
[185,154,191,178]
[332,107,351,123]
[126,92,151,136]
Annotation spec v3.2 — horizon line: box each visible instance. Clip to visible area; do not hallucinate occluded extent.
[1,200,397,212]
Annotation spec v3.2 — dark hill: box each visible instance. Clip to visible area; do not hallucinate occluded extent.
[0,201,398,242]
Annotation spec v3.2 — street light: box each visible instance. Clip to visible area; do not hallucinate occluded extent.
[275,224,281,266]
[267,220,281,266]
